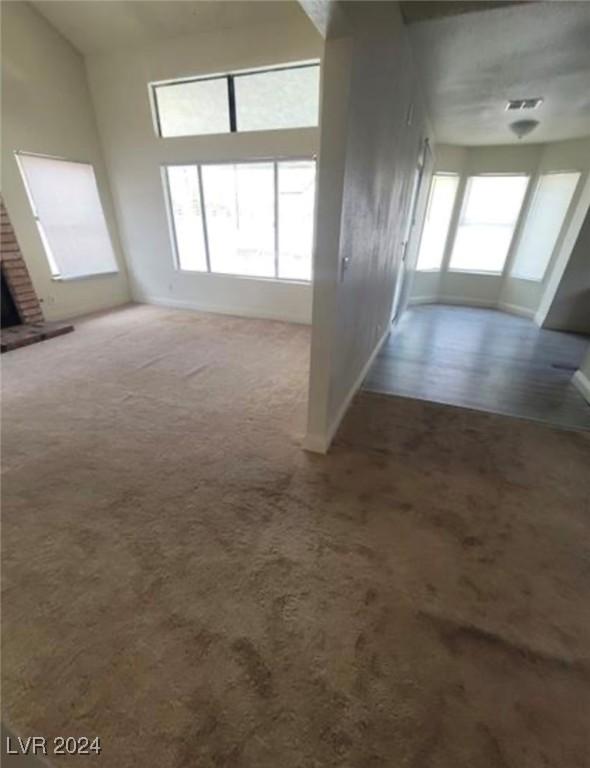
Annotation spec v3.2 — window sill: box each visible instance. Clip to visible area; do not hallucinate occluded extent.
[447,269,503,277]
[176,268,311,286]
[52,271,120,282]
[508,275,543,284]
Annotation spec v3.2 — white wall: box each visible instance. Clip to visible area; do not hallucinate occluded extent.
[536,139,590,333]
[1,2,130,322]
[573,347,590,405]
[85,8,322,324]
[542,205,590,334]
[410,138,590,320]
[304,1,432,451]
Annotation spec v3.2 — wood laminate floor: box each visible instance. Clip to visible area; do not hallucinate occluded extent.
[364,304,590,430]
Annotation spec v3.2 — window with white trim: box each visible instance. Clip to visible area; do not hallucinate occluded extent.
[449,175,529,274]
[510,171,580,281]
[416,173,459,271]
[152,62,320,138]
[164,159,316,281]
[16,153,118,280]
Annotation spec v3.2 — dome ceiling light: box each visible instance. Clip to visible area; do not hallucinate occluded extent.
[509,119,540,139]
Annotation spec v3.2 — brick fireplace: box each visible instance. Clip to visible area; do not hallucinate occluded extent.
[1,197,73,352]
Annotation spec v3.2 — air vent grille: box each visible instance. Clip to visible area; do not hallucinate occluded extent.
[506,98,544,111]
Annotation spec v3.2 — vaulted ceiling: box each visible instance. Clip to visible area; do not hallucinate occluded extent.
[31,0,590,146]
[32,1,307,56]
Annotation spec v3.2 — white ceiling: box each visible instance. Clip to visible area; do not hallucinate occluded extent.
[32,1,305,56]
[408,1,590,145]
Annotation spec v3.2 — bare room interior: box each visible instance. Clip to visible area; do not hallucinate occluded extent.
[1,1,589,766]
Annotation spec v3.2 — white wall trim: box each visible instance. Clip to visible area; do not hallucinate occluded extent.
[135,294,311,325]
[496,301,535,319]
[410,296,535,319]
[303,326,390,454]
[573,369,590,405]
[301,431,331,453]
[430,296,497,310]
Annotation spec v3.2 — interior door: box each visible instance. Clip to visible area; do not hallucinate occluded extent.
[392,138,431,323]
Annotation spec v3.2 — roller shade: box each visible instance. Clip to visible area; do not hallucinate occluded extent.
[18,154,118,279]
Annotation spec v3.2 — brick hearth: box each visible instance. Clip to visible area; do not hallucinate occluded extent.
[1,197,73,352]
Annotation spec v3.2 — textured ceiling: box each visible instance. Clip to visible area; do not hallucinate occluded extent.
[408,1,590,144]
[31,1,306,55]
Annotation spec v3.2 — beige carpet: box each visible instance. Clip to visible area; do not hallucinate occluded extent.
[2,304,589,767]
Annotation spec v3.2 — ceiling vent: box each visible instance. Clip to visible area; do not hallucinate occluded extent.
[505,98,544,111]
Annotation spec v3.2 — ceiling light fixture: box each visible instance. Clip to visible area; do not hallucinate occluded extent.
[509,119,540,139]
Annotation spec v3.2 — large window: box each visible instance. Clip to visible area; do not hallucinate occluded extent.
[449,175,529,274]
[153,62,320,138]
[203,163,275,278]
[16,153,118,280]
[165,166,208,272]
[416,173,459,271]
[510,172,580,281]
[165,159,316,281]
[277,161,316,280]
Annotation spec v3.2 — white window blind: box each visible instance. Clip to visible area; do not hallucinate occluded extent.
[449,175,529,274]
[18,154,118,279]
[416,174,459,271]
[510,172,580,281]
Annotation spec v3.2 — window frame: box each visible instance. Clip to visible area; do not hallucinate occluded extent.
[150,60,320,138]
[416,171,460,272]
[508,170,581,283]
[162,156,316,284]
[447,172,531,276]
[15,150,119,282]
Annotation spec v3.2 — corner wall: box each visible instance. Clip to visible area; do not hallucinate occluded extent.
[573,348,590,404]
[1,2,130,322]
[305,2,432,451]
[85,9,322,324]
[542,205,590,334]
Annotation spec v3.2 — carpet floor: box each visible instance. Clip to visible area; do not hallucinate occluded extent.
[2,304,589,768]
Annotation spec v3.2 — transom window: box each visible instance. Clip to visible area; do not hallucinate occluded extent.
[164,159,316,282]
[152,62,320,138]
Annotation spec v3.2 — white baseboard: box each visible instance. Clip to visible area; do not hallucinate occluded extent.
[573,369,590,405]
[436,296,497,309]
[408,296,438,306]
[302,432,331,453]
[303,327,390,454]
[497,301,535,319]
[410,296,535,319]
[134,294,311,325]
